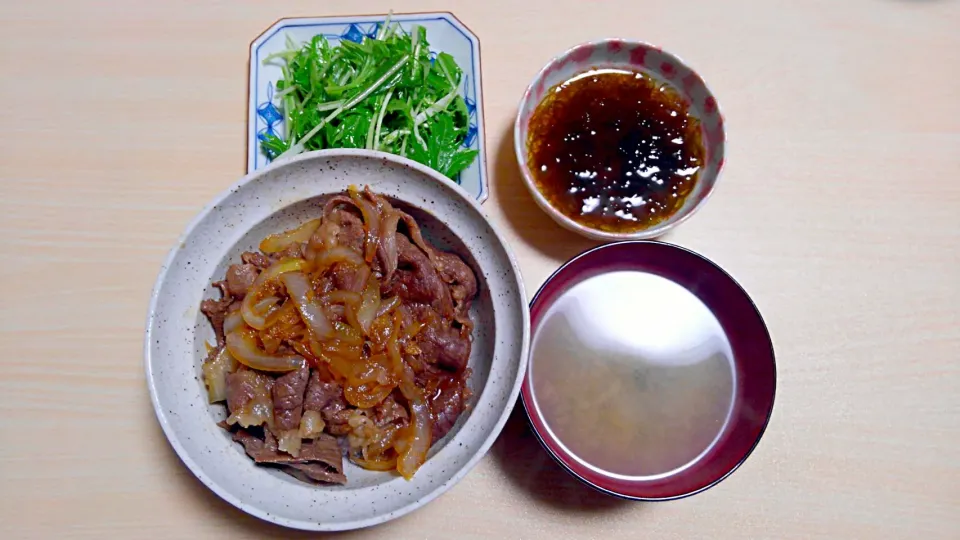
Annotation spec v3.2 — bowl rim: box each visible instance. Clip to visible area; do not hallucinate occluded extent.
[143,148,530,530]
[513,38,726,241]
[521,240,776,500]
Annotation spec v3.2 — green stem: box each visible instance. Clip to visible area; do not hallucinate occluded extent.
[277,54,410,160]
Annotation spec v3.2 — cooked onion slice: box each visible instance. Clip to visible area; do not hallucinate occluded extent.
[362,423,400,461]
[309,219,341,259]
[375,296,400,319]
[378,210,400,280]
[280,271,334,339]
[398,210,438,262]
[259,218,322,254]
[349,185,381,262]
[396,371,432,480]
[320,289,363,331]
[344,382,394,409]
[201,347,238,403]
[223,310,245,335]
[356,277,381,335]
[299,410,326,439]
[332,321,363,345]
[225,328,305,372]
[277,430,303,457]
[353,455,398,471]
[241,258,310,330]
[313,246,365,273]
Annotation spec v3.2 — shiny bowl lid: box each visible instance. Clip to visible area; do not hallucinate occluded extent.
[522,241,776,500]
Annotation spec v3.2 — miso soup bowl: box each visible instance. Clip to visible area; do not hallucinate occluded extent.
[514,40,726,241]
[522,241,776,500]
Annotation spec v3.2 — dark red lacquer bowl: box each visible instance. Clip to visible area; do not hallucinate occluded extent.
[522,241,776,500]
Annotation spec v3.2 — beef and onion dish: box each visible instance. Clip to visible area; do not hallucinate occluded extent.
[199,186,477,484]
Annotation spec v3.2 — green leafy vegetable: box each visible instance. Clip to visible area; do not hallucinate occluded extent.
[261,21,478,179]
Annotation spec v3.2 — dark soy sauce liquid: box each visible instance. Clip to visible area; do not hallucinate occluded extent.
[527,69,704,232]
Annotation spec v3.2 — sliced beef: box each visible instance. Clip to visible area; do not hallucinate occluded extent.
[232,429,278,462]
[200,295,232,347]
[413,362,445,388]
[434,251,478,318]
[329,207,365,253]
[272,243,303,261]
[272,367,309,432]
[373,394,409,427]
[225,263,259,298]
[383,234,454,316]
[330,263,370,293]
[429,376,468,441]
[285,462,347,485]
[233,429,346,484]
[419,322,471,373]
[226,370,273,417]
[241,251,271,268]
[304,371,352,435]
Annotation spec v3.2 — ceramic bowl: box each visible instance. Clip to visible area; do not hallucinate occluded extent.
[523,241,775,500]
[248,13,489,202]
[145,149,528,530]
[514,40,726,241]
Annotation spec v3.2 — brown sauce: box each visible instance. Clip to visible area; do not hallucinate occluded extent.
[526,69,704,232]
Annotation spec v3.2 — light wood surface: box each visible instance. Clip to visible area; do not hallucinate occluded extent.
[1,0,958,538]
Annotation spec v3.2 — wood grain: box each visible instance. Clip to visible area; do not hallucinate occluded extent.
[1,0,958,538]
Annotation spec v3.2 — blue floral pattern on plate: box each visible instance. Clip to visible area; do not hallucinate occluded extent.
[248,14,487,202]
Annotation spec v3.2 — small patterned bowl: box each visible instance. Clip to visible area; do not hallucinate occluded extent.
[514,40,726,241]
[248,13,488,202]
[145,149,528,531]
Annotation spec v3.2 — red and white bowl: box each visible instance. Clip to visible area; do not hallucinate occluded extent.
[514,40,726,241]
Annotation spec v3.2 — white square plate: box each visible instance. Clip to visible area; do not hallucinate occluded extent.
[248,13,488,202]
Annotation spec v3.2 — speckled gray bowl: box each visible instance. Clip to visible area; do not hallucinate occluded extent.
[144,149,529,531]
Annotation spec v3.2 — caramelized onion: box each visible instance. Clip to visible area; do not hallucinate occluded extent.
[253,296,280,313]
[356,277,381,335]
[376,296,400,319]
[362,423,400,461]
[262,299,297,330]
[307,219,341,262]
[378,211,400,280]
[349,186,381,262]
[313,246,364,274]
[387,310,405,376]
[223,310,245,335]
[277,430,303,457]
[398,210,437,263]
[396,369,432,480]
[201,347,238,403]
[226,328,305,372]
[353,455,398,471]
[280,271,334,340]
[332,321,363,345]
[322,195,358,218]
[289,340,320,369]
[323,290,362,305]
[344,382,394,409]
[259,219,321,254]
[324,351,394,388]
[241,258,310,330]
[299,410,326,439]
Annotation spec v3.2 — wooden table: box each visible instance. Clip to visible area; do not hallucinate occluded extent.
[2,0,958,538]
